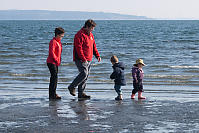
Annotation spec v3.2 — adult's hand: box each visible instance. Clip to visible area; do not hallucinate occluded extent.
[97,57,101,62]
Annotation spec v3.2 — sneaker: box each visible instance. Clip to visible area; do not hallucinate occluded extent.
[78,93,91,99]
[68,87,76,96]
[115,96,122,101]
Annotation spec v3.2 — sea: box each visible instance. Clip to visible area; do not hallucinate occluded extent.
[1,20,199,91]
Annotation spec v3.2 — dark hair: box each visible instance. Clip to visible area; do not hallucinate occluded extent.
[83,19,96,28]
[110,55,119,63]
[55,27,65,37]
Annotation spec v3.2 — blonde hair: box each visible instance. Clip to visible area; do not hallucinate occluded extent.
[110,55,119,63]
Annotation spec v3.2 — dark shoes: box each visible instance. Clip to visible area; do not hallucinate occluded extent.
[78,93,91,100]
[115,96,123,101]
[68,87,76,96]
[55,94,61,99]
[49,94,61,100]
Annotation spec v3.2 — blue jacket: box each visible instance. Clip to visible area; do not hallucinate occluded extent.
[110,62,126,86]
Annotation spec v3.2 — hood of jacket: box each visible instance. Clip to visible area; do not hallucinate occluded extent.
[113,62,125,70]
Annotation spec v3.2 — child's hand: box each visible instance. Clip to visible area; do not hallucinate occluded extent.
[97,57,101,62]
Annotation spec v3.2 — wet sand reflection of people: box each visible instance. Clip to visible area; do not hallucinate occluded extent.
[49,100,60,118]
[69,99,90,120]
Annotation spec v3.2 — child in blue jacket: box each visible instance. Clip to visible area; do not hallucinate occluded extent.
[110,55,126,100]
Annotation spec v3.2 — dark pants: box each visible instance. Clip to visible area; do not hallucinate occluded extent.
[132,80,143,94]
[47,63,58,99]
[68,60,91,95]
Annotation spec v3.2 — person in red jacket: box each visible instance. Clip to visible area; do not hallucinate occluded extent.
[47,27,65,100]
[68,19,101,99]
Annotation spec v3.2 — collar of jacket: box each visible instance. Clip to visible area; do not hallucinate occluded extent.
[81,27,91,36]
[53,37,61,42]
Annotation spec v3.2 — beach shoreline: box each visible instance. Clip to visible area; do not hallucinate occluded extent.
[1,85,199,132]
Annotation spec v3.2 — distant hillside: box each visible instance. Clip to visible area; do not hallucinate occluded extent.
[0,10,150,20]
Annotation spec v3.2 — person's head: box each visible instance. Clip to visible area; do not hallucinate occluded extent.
[55,27,65,40]
[110,55,119,65]
[83,19,96,33]
[134,59,145,68]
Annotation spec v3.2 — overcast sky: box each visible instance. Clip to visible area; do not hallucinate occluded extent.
[1,0,199,19]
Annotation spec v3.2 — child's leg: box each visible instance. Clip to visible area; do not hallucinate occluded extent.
[131,82,139,99]
[138,82,146,99]
[114,85,122,100]
[132,82,139,94]
[114,84,122,95]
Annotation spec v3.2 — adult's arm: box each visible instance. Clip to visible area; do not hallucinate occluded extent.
[93,40,100,58]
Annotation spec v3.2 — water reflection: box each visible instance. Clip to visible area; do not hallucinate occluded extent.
[69,99,90,120]
[49,100,60,117]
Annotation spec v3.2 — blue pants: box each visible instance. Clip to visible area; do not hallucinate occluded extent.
[114,84,122,95]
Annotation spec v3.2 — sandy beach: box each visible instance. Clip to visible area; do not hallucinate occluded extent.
[1,85,199,133]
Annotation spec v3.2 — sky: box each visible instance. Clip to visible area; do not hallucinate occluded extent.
[1,0,199,19]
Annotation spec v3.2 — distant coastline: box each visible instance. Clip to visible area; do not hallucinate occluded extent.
[0,10,151,20]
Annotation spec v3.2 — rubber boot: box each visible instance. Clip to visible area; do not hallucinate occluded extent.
[138,91,146,99]
[131,94,135,99]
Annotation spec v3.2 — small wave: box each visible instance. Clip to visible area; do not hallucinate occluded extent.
[145,74,198,80]
[183,70,199,73]
[191,51,199,54]
[61,63,75,66]
[172,39,199,43]
[91,64,101,66]
[10,73,42,77]
[151,65,170,68]
[62,42,73,45]
[151,70,170,73]
[170,66,199,69]
[11,73,28,76]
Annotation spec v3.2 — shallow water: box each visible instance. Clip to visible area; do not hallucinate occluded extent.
[1,87,199,132]
[1,20,199,90]
[1,20,199,132]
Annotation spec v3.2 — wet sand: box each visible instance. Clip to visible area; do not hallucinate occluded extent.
[1,85,199,133]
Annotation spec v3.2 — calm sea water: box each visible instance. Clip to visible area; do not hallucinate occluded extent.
[0,20,199,91]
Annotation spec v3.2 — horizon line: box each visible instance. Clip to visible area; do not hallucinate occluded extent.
[1,9,199,20]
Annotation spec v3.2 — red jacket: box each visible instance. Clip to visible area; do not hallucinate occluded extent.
[47,37,62,66]
[73,28,100,62]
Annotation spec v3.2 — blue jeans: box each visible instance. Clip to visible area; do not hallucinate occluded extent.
[114,84,122,95]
